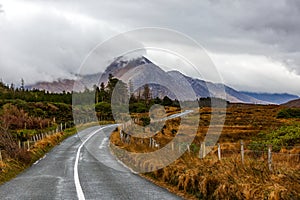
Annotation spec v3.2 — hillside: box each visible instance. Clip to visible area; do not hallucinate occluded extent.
[27,56,267,104]
[240,91,299,104]
[282,98,300,108]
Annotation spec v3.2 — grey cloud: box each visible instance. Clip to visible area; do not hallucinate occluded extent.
[0,0,299,94]
[0,2,117,84]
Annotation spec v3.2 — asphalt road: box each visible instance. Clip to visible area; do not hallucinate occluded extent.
[0,125,182,200]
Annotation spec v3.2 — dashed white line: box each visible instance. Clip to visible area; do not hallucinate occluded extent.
[99,137,108,149]
[33,155,46,165]
[73,112,191,200]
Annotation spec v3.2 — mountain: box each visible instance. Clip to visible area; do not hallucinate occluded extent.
[168,71,266,104]
[98,56,152,84]
[26,56,151,93]
[104,57,268,104]
[27,56,268,104]
[282,98,300,108]
[26,79,75,93]
[240,92,299,104]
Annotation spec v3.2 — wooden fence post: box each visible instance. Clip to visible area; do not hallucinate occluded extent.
[18,140,21,149]
[268,145,272,171]
[128,135,131,144]
[187,145,190,153]
[217,143,221,161]
[171,142,174,151]
[241,140,244,165]
[119,129,123,140]
[200,142,206,159]
[149,138,152,147]
[27,140,30,150]
[151,138,154,148]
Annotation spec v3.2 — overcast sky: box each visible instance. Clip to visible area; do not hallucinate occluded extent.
[0,0,300,95]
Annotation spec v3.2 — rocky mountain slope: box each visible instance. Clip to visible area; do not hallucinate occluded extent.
[27,56,269,104]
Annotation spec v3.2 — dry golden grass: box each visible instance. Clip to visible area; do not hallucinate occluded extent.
[144,152,300,199]
[110,104,300,199]
[0,127,78,185]
[0,158,27,184]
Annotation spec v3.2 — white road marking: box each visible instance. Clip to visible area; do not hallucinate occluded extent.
[74,129,99,200]
[73,111,191,200]
[99,137,108,149]
[74,125,118,200]
[33,155,46,165]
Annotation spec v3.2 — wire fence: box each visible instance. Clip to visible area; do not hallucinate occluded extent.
[116,124,300,171]
[0,120,95,162]
[200,141,300,170]
[16,122,73,151]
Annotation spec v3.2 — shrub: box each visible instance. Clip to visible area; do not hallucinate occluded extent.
[250,124,300,152]
[140,116,150,126]
[162,96,173,106]
[129,102,148,113]
[277,108,300,118]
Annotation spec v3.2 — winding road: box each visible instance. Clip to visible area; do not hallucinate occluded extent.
[0,125,182,199]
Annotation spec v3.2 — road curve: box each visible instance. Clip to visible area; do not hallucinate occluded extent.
[0,126,182,200]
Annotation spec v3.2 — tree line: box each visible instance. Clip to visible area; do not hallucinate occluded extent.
[91,74,180,121]
[0,79,72,104]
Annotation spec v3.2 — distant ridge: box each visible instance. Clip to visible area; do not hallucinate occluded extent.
[282,98,300,108]
[240,92,299,105]
[26,79,75,93]
[27,56,269,104]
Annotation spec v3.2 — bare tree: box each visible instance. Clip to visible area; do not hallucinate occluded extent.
[143,84,151,106]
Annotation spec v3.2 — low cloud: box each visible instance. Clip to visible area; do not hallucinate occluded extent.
[0,0,299,95]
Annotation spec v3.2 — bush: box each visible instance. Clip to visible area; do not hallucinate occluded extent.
[129,102,148,113]
[162,96,173,106]
[140,117,150,126]
[250,124,300,152]
[277,108,300,118]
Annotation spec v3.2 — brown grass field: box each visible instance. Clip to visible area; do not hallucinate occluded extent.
[0,130,75,184]
[110,103,300,199]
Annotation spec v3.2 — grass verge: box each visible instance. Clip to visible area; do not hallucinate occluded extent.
[0,127,77,185]
[0,121,115,185]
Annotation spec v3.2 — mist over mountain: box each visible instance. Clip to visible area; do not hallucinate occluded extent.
[240,92,299,105]
[27,56,278,104]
